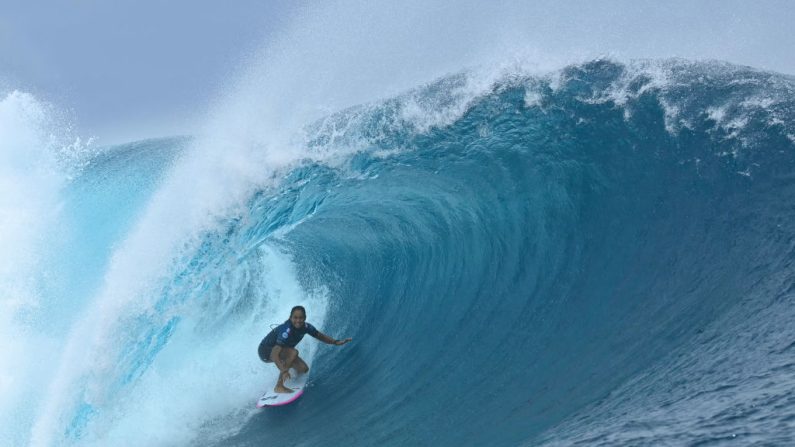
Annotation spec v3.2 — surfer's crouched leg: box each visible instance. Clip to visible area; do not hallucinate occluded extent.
[258,342,273,363]
[279,348,309,374]
[293,354,309,374]
[282,349,309,374]
[279,347,298,369]
[272,347,298,394]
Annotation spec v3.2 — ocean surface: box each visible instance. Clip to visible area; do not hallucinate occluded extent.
[2,59,795,446]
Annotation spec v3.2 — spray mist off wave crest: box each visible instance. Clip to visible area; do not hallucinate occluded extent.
[0,89,97,446]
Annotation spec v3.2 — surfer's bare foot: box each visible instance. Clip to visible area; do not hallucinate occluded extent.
[275,384,294,394]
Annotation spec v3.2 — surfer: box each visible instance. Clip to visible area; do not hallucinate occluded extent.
[258,305,352,393]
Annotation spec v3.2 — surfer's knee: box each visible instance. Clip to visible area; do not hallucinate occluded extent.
[285,348,298,359]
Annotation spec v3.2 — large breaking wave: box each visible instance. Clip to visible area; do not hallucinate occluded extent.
[2,59,795,446]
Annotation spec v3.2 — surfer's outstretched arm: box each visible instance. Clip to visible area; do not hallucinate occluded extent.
[315,331,352,346]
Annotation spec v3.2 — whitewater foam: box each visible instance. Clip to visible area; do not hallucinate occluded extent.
[0,90,85,446]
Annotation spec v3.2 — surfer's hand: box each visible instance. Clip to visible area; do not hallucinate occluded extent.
[335,338,352,345]
[280,369,291,381]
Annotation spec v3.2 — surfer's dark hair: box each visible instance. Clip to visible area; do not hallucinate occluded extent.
[290,306,306,317]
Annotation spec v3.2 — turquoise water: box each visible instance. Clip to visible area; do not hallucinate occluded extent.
[4,59,795,446]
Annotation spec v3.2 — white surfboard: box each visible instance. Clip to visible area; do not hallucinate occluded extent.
[256,370,309,408]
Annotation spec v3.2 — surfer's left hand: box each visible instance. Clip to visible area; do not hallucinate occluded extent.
[335,338,352,346]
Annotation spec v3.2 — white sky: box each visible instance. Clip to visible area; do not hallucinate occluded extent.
[1,0,793,145]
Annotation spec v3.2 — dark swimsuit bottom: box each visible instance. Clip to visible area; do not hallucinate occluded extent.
[258,341,274,363]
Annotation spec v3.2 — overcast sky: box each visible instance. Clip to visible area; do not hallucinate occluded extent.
[1,0,292,143]
[1,0,793,145]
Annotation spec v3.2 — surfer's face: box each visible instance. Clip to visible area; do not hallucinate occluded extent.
[290,310,306,329]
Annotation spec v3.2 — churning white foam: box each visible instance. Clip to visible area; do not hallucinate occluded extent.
[0,90,90,446]
[60,245,329,447]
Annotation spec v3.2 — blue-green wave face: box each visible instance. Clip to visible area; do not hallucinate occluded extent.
[4,59,795,446]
